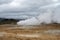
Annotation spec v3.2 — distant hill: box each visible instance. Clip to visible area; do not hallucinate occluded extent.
[0,18,25,25]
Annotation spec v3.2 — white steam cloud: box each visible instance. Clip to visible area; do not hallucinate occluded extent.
[17,10,60,25]
[17,0,60,25]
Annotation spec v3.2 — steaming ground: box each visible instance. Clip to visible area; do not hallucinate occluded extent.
[17,12,60,25]
[17,0,60,25]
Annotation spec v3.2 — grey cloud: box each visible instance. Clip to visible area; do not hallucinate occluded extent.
[0,0,12,4]
[0,0,60,19]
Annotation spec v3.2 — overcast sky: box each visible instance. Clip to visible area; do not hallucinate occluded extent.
[0,0,60,19]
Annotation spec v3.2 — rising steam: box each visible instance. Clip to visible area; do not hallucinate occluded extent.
[17,2,60,25]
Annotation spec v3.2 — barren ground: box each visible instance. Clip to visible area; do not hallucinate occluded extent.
[0,24,60,40]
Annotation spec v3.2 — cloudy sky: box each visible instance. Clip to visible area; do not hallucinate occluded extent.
[0,0,60,19]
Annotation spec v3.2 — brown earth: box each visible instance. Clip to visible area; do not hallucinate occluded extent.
[0,24,60,40]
